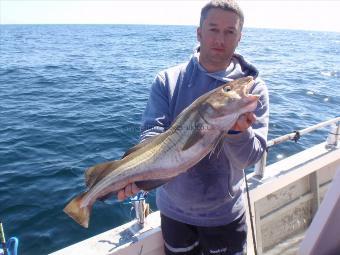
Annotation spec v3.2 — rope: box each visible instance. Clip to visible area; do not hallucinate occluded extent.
[244,172,258,255]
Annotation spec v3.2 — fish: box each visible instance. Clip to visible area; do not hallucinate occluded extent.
[63,76,259,228]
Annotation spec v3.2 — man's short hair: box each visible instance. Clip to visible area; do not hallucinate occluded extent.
[200,0,244,30]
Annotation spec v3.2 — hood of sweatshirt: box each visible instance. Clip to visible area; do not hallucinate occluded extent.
[191,51,259,83]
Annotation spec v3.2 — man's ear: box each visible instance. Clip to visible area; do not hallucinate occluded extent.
[238,32,242,43]
[197,27,202,42]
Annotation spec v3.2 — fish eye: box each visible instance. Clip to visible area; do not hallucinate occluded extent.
[223,86,232,92]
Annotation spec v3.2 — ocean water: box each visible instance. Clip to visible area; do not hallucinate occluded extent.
[0,25,339,255]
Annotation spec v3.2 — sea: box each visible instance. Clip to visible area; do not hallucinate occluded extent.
[0,25,339,255]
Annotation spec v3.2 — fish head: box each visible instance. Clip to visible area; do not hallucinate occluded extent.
[200,76,259,130]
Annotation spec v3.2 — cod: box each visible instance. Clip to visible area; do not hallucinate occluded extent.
[64,76,259,228]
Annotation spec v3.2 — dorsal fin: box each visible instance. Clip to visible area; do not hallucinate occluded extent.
[85,160,122,188]
[85,136,158,189]
[121,136,157,159]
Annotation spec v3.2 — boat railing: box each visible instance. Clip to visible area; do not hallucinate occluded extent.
[254,116,340,178]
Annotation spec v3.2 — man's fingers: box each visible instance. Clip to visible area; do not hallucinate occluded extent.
[117,190,125,201]
[247,112,256,124]
[237,115,248,130]
[125,184,133,197]
[232,113,256,132]
[242,113,256,128]
[131,183,140,194]
[117,183,140,201]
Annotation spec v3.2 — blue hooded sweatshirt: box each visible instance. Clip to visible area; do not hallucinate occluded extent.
[140,52,269,227]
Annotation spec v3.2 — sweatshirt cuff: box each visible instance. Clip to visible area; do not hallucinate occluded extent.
[225,127,254,144]
[227,130,241,134]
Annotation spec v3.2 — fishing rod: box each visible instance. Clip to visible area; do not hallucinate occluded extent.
[244,173,258,255]
[0,222,8,255]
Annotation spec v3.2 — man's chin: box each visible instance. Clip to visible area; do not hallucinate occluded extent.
[210,56,230,66]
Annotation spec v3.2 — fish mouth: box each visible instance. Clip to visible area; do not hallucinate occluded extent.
[221,76,259,114]
[222,76,254,97]
[243,94,260,113]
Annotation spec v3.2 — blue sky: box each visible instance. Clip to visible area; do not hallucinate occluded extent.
[1,1,339,32]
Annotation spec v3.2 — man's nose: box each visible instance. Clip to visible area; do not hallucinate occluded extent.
[215,32,225,46]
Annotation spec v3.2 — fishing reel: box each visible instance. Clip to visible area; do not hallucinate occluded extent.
[0,222,19,255]
[130,191,150,226]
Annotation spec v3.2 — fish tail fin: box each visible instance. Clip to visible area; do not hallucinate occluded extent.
[63,192,92,228]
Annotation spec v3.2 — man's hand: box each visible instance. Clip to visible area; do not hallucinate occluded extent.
[231,112,256,132]
[117,183,140,201]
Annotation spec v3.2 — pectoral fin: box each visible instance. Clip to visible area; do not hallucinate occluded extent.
[209,132,225,159]
[182,129,203,151]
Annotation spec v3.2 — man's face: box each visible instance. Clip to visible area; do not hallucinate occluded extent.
[197,8,242,72]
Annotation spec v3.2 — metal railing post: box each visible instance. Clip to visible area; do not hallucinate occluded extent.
[254,150,267,178]
[335,121,340,147]
[326,121,340,149]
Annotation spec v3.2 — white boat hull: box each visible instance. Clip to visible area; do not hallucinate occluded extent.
[51,141,340,255]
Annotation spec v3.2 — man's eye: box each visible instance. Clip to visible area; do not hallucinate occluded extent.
[224,86,232,92]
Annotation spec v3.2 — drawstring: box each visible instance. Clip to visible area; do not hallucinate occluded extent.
[187,61,198,88]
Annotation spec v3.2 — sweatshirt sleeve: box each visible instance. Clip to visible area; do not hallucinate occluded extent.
[223,78,269,169]
[140,73,171,141]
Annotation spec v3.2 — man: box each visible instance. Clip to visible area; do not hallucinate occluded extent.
[118,1,269,254]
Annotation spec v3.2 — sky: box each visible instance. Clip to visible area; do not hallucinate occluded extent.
[1,0,340,33]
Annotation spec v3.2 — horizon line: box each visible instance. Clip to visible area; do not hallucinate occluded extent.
[1,23,339,34]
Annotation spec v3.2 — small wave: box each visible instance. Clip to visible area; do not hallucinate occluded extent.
[305,89,334,104]
[44,65,60,70]
[0,68,17,76]
[0,66,32,76]
[321,70,339,77]
[276,154,285,160]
